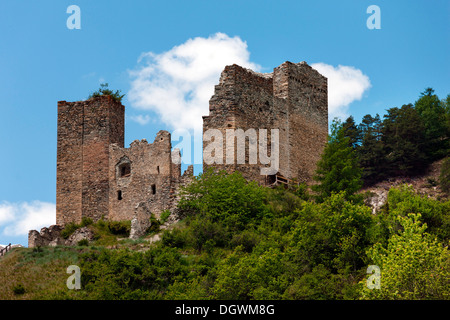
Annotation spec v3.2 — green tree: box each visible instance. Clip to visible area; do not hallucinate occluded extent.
[212,247,287,299]
[440,156,450,194]
[415,88,449,161]
[386,185,450,242]
[287,192,373,273]
[382,104,427,176]
[178,169,269,231]
[360,213,450,300]
[357,114,386,184]
[342,116,362,149]
[313,119,363,202]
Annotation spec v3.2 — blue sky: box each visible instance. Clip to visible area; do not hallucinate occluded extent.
[0,0,448,247]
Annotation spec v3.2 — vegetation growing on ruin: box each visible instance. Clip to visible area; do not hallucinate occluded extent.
[88,83,125,102]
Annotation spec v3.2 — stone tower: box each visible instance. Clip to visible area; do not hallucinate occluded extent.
[202,61,328,185]
[56,95,124,226]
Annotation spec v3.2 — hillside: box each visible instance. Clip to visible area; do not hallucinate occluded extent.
[0,163,448,300]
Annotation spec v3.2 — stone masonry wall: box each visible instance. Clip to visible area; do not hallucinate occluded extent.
[56,96,124,226]
[108,130,179,222]
[203,61,328,184]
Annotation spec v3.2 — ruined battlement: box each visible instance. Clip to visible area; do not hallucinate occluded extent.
[203,60,328,184]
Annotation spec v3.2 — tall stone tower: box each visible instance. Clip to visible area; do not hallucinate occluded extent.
[56,95,124,226]
[203,61,328,185]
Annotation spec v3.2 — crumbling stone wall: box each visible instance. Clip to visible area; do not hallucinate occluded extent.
[109,130,180,222]
[203,61,328,184]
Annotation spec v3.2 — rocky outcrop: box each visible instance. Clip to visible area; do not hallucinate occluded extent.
[64,227,95,246]
[129,202,152,240]
[364,189,388,214]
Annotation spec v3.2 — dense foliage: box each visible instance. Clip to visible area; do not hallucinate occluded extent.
[52,168,448,300]
[23,86,448,300]
[342,88,449,186]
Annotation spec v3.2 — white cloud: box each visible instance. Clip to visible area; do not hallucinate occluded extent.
[129,114,152,125]
[311,63,371,119]
[127,33,370,131]
[0,201,56,237]
[128,32,261,133]
[0,203,15,225]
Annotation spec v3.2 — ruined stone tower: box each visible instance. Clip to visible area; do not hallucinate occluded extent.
[203,61,328,185]
[56,95,187,227]
[56,96,125,226]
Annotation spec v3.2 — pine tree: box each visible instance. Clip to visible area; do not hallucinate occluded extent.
[414,88,449,161]
[342,116,362,150]
[382,104,427,177]
[313,119,363,202]
[357,114,386,184]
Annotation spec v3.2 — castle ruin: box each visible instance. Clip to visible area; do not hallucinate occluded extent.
[203,61,328,185]
[28,60,327,247]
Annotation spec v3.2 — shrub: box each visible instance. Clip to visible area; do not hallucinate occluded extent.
[440,157,450,194]
[179,169,269,231]
[77,239,89,246]
[107,221,131,236]
[13,284,26,295]
[88,83,125,102]
[162,228,187,248]
[61,222,80,239]
[160,210,171,224]
[360,213,450,300]
[81,217,93,227]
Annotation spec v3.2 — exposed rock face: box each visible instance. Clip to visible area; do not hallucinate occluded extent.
[129,202,152,240]
[364,189,388,214]
[65,227,95,246]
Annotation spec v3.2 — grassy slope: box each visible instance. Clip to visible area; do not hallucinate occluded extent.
[0,247,82,299]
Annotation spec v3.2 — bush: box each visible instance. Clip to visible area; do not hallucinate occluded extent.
[107,221,131,236]
[230,229,261,252]
[81,217,93,227]
[160,210,171,224]
[179,169,269,231]
[13,284,26,295]
[146,216,161,234]
[387,185,450,242]
[360,213,450,300]
[162,228,187,248]
[77,239,89,246]
[61,222,80,239]
[440,157,450,194]
[88,83,125,102]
